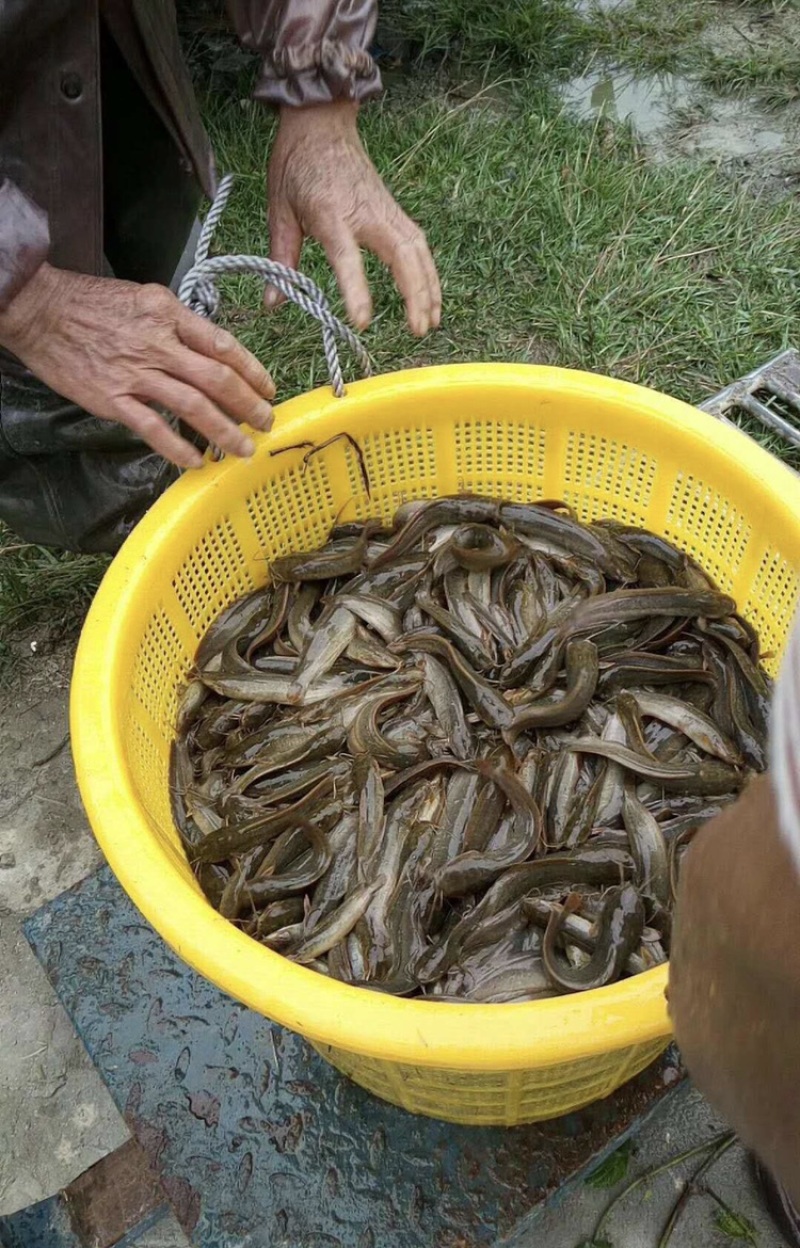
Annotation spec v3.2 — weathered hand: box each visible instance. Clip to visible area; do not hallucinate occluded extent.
[266,102,441,337]
[0,265,275,468]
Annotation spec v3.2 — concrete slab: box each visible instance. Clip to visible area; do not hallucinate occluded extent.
[0,1132,192,1248]
[0,1195,187,1248]
[0,917,127,1214]
[0,643,101,914]
[511,1084,785,1248]
[0,642,128,1215]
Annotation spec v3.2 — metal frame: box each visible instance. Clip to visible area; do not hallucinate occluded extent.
[699,348,800,450]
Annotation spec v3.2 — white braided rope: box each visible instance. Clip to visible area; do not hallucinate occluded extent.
[177,174,372,399]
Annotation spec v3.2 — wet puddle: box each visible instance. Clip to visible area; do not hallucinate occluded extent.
[559,65,799,173]
[574,0,634,13]
[559,68,696,140]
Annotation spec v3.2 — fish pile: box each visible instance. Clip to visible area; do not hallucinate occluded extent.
[172,495,770,1002]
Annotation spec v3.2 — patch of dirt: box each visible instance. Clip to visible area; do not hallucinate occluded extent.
[701,2,800,71]
[665,95,800,188]
[692,2,800,188]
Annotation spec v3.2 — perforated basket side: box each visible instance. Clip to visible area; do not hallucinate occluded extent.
[315,1036,669,1126]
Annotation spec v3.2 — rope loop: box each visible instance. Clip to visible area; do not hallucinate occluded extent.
[178,174,372,399]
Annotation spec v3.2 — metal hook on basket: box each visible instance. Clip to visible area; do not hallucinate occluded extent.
[176,175,373,459]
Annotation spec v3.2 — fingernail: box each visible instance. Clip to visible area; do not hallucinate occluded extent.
[239,436,256,457]
[251,402,273,431]
[184,450,205,470]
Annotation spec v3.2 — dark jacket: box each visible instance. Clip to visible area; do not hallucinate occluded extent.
[0,0,381,312]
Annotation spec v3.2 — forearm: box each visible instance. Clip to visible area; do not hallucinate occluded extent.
[0,263,67,360]
[0,180,50,315]
[226,0,381,107]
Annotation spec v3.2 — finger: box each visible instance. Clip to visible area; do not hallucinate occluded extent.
[172,347,273,433]
[266,203,303,310]
[140,373,256,459]
[111,396,205,469]
[317,224,372,330]
[361,219,434,337]
[400,233,441,332]
[176,313,275,404]
[419,236,442,330]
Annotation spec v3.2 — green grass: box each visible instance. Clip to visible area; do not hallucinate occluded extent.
[572,0,714,77]
[0,539,107,667]
[573,0,800,103]
[382,0,714,79]
[2,5,799,658]
[379,0,584,72]
[701,43,800,107]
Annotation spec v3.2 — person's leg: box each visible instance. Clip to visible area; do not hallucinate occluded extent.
[0,23,202,554]
[670,772,800,1240]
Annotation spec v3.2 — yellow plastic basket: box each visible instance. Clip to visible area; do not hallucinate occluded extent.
[72,364,800,1126]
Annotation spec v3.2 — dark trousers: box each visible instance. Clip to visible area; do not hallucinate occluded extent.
[0,25,202,553]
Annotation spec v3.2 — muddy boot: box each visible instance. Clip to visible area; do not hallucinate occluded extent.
[0,371,179,553]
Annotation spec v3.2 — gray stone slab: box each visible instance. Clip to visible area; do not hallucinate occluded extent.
[510,1084,785,1248]
[0,643,128,1215]
[0,644,102,918]
[0,915,128,1214]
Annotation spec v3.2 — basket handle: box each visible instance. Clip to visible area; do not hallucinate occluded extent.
[177,174,372,401]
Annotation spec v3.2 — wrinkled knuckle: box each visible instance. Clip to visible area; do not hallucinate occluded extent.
[329,238,352,264]
[392,232,421,258]
[136,283,173,317]
[137,404,162,430]
[136,411,164,441]
[212,327,236,357]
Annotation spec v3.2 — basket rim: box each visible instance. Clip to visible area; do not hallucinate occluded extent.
[73,362,797,1070]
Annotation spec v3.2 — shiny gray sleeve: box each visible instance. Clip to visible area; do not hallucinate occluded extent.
[226,0,382,107]
[0,179,50,313]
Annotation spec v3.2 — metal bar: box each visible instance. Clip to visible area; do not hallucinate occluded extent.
[699,349,800,452]
[737,392,800,449]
